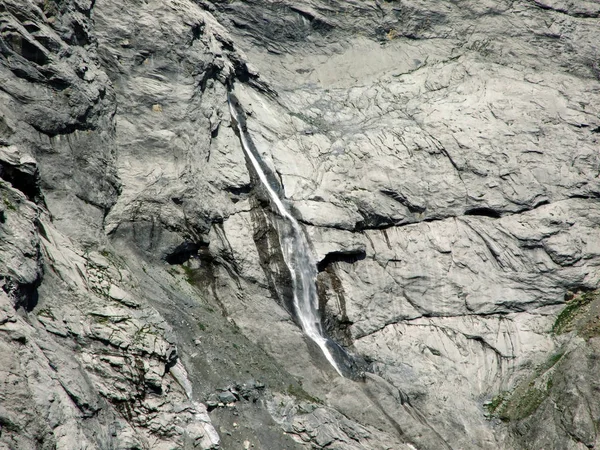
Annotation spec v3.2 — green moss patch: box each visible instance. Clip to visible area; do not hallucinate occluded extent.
[553,290,600,339]
[553,291,597,334]
[486,351,565,422]
[286,383,322,405]
[182,265,196,284]
[498,386,548,422]
[3,197,16,211]
[485,392,508,415]
[540,351,564,372]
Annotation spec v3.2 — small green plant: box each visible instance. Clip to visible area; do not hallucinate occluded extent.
[198,322,207,331]
[3,197,16,211]
[485,392,508,415]
[36,308,56,319]
[182,265,196,284]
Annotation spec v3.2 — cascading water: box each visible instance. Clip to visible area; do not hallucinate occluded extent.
[227,92,346,376]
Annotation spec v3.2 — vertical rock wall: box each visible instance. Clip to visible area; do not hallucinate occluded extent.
[1,0,600,449]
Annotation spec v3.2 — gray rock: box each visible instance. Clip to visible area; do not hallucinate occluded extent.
[218,390,237,405]
[108,284,140,308]
[1,0,600,448]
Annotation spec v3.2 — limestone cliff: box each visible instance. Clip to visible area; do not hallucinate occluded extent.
[1,0,599,449]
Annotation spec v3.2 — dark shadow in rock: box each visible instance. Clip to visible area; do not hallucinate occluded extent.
[318,267,354,347]
[20,283,39,312]
[317,249,366,272]
[224,183,252,197]
[380,189,426,214]
[250,203,298,323]
[7,36,50,65]
[354,210,396,231]
[2,276,41,312]
[569,192,600,200]
[533,199,551,208]
[66,20,90,47]
[164,241,202,265]
[464,207,502,219]
[0,161,40,202]
[288,6,334,32]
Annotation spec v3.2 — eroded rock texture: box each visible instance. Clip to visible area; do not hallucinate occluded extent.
[1,0,599,449]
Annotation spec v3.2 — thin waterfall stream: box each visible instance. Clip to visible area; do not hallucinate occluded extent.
[227,92,347,376]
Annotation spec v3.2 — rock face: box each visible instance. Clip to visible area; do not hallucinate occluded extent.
[1,0,599,449]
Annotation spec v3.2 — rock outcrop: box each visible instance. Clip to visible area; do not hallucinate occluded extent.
[1,0,599,449]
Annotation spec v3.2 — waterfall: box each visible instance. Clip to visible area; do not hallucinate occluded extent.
[227,92,344,376]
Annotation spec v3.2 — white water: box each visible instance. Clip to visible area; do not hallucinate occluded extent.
[228,95,343,376]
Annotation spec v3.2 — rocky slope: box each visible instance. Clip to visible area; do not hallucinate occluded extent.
[1,0,599,449]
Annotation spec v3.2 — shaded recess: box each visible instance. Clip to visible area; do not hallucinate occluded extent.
[0,161,41,203]
[317,249,366,272]
[1,275,41,312]
[464,207,502,219]
[164,241,205,265]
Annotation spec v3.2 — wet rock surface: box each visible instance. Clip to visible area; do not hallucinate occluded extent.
[1,0,599,449]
